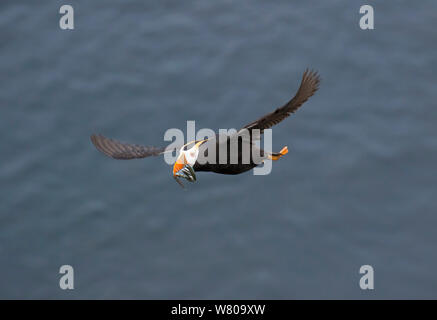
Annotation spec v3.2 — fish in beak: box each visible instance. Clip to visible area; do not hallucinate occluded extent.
[173,152,196,181]
[174,164,196,181]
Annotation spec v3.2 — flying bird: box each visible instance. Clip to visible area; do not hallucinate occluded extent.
[91,69,320,187]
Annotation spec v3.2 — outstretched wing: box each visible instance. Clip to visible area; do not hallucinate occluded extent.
[90,134,168,160]
[242,69,320,134]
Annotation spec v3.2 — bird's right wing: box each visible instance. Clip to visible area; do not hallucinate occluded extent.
[90,134,173,160]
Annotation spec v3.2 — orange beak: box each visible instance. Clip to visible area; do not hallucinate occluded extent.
[173,153,187,176]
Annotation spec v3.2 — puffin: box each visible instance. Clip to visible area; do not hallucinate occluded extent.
[91,69,320,187]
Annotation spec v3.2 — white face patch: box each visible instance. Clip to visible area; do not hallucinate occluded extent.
[179,145,199,166]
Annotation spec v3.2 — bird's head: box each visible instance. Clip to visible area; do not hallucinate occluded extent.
[173,140,206,187]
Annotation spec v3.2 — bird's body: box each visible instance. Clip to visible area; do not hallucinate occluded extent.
[192,134,263,175]
[91,70,320,186]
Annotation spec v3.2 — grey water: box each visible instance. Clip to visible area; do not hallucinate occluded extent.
[1,0,436,299]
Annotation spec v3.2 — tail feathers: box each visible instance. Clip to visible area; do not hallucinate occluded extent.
[268,146,288,161]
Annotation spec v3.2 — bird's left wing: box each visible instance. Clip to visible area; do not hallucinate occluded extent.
[241,69,320,135]
[90,134,173,160]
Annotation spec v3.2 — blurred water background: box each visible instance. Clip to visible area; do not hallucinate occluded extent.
[0,0,436,299]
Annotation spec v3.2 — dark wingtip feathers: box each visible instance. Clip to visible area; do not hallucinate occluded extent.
[302,68,321,93]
